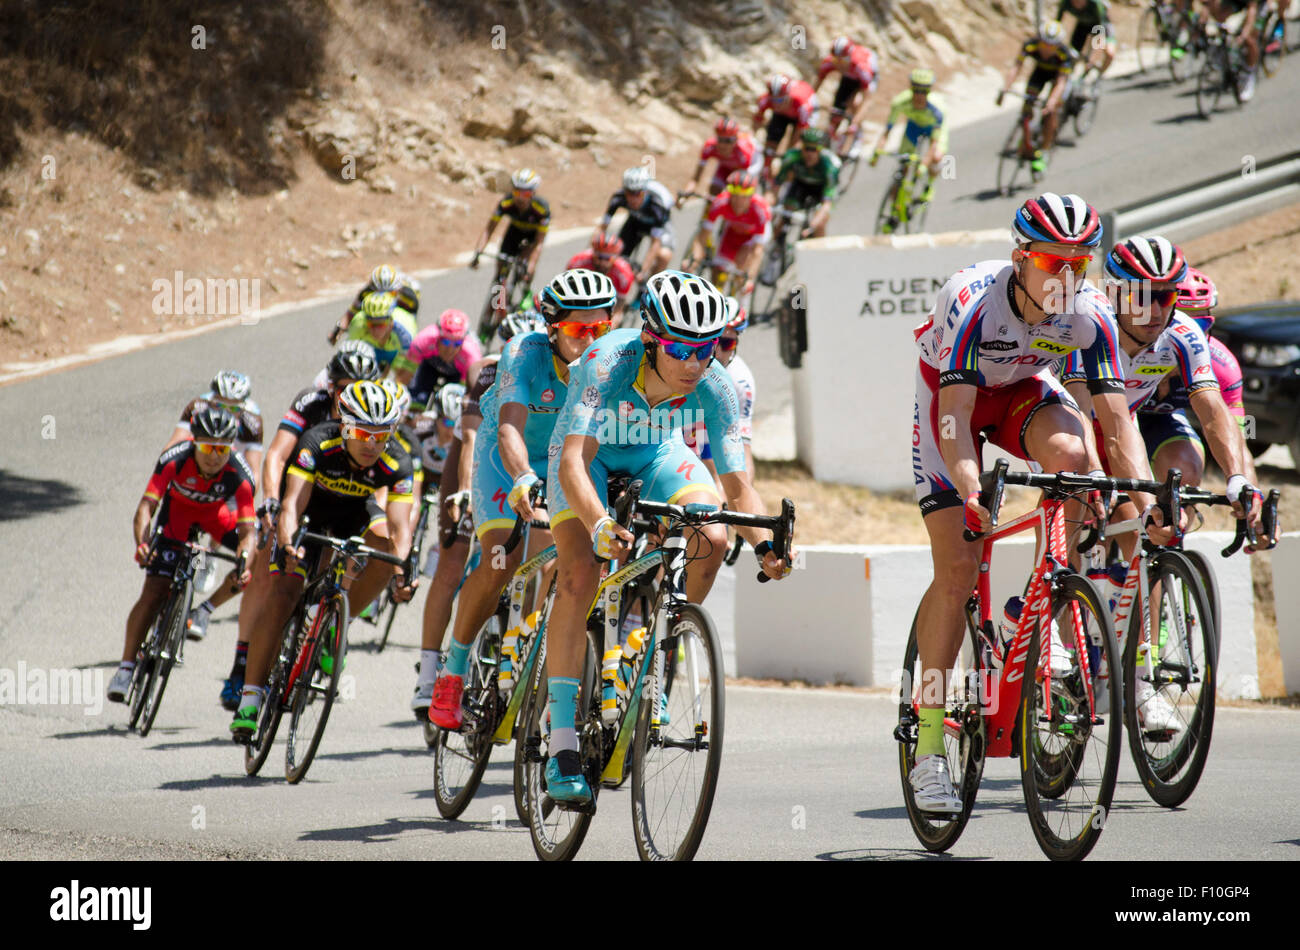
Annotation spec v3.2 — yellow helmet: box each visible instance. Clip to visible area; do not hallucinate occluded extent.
[909,68,935,91]
[361,291,397,322]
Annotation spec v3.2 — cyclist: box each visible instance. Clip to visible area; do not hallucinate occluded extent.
[686,170,772,295]
[165,370,265,642]
[411,353,504,719]
[231,381,418,742]
[908,192,1176,814]
[220,344,380,711]
[471,167,550,290]
[1202,0,1260,100]
[769,128,839,241]
[330,263,421,344]
[598,167,675,283]
[753,74,818,182]
[812,36,878,154]
[1138,266,1258,494]
[109,407,256,703]
[869,69,949,212]
[683,296,757,485]
[1057,0,1116,74]
[541,271,792,803]
[996,21,1079,174]
[424,269,618,730]
[679,117,764,205]
[566,232,637,324]
[406,308,484,408]
[343,290,418,385]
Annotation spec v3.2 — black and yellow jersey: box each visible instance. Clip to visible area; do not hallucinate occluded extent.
[490,195,551,234]
[1018,38,1079,73]
[287,421,415,522]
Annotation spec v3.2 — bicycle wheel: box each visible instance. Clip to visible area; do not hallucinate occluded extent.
[995,123,1026,198]
[1260,10,1286,76]
[1197,48,1226,117]
[375,584,400,653]
[127,611,166,730]
[631,604,724,861]
[432,613,503,819]
[1169,15,1196,82]
[137,579,191,737]
[1137,6,1171,74]
[285,592,348,784]
[906,166,931,234]
[1019,573,1121,861]
[244,612,298,776]
[1071,67,1103,137]
[1030,595,1088,801]
[1182,548,1220,635]
[1123,551,1217,808]
[838,153,862,197]
[874,177,902,234]
[524,630,599,861]
[896,605,985,853]
[512,628,546,824]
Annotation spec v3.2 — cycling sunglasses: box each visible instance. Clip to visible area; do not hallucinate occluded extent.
[717,135,738,145]
[553,319,612,340]
[438,336,465,348]
[646,328,719,362]
[511,188,535,199]
[717,336,740,352]
[342,423,394,444]
[727,182,756,196]
[593,253,616,264]
[1023,250,1091,276]
[1129,286,1179,309]
[194,440,232,456]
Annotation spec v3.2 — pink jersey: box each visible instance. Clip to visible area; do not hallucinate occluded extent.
[754,80,817,128]
[565,250,636,296]
[407,326,484,382]
[818,47,877,86]
[699,134,759,178]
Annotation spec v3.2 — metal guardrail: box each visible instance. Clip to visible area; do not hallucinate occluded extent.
[1101,150,1300,251]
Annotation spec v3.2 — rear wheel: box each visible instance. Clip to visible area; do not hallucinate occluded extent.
[1197,48,1226,117]
[432,612,503,819]
[285,593,348,784]
[874,175,902,234]
[1260,9,1287,76]
[1137,6,1171,74]
[1123,551,1217,808]
[244,612,297,775]
[137,579,191,737]
[1071,67,1103,137]
[897,605,986,853]
[996,122,1026,198]
[1019,573,1121,861]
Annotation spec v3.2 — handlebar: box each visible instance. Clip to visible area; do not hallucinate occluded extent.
[631,495,795,584]
[503,482,547,555]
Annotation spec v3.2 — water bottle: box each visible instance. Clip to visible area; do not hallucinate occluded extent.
[499,626,519,691]
[601,648,624,724]
[998,596,1024,656]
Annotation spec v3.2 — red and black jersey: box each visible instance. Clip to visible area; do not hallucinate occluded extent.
[145,442,256,543]
[180,395,265,449]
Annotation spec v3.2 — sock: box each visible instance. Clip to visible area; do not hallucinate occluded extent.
[197,600,215,616]
[916,706,947,758]
[446,639,471,678]
[119,660,135,672]
[238,685,266,715]
[418,649,443,686]
[229,642,248,679]
[547,677,580,755]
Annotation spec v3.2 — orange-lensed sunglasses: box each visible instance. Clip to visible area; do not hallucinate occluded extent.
[1023,250,1091,276]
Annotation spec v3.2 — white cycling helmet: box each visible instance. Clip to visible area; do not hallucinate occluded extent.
[538,268,618,323]
[831,36,853,58]
[640,270,728,343]
[378,379,412,418]
[768,74,791,98]
[511,167,541,191]
[338,380,400,428]
[438,383,466,424]
[622,166,651,192]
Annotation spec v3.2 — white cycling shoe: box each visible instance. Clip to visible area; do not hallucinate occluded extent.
[1135,680,1181,735]
[909,753,963,815]
[107,666,133,703]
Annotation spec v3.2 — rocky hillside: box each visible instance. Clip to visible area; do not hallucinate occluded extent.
[0,0,1033,365]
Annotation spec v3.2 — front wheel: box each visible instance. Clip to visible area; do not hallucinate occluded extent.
[1123,550,1217,808]
[285,593,349,784]
[1196,50,1225,118]
[1137,6,1170,74]
[1019,573,1121,861]
[1260,10,1287,76]
[874,176,902,234]
[1071,67,1103,137]
[995,122,1026,198]
[244,612,297,775]
[431,614,503,819]
[631,604,725,861]
[137,579,190,737]
[897,604,985,853]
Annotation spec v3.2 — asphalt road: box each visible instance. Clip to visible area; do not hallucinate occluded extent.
[2,56,1299,860]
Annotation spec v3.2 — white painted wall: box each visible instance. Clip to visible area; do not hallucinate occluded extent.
[1271,533,1300,695]
[791,230,1012,491]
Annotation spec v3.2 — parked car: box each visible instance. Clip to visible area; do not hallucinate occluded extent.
[1210,302,1300,466]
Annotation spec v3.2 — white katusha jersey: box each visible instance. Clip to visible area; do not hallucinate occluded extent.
[683,353,755,461]
[1061,312,1219,414]
[915,260,1125,395]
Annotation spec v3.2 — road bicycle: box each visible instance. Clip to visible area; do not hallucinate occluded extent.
[826,107,865,196]
[430,485,555,820]
[129,531,244,736]
[995,92,1051,197]
[519,482,796,861]
[1257,1,1289,76]
[241,520,410,782]
[874,150,932,235]
[1060,61,1104,138]
[473,250,531,346]
[1197,21,1251,117]
[1081,474,1279,807]
[1138,1,1208,80]
[751,204,807,321]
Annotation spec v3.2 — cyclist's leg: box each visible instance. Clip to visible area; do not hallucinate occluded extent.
[1146,410,1207,484]
[124,564,175,661]
[1041,75,1067,150]
[245,541,312,690]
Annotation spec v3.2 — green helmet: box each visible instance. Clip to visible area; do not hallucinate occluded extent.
[800,128,827,148]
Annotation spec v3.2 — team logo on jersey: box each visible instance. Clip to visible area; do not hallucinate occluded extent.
[393,477,414,494]
[1136,365,1173,376]
[541,388,555,402]
[581,386,600,408]
[1030,338,1075,355]
[1194,364,1213,376]
[979,340,1017,351]
[499,371,515,390]
[296,449,313,469]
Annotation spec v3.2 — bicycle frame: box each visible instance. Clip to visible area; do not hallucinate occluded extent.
[280,552,350,705]
[491,541,558,743]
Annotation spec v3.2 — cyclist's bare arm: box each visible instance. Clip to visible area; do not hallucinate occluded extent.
[1064,380,1106,472]
[385,497,415,563]
[1091,392,1172,534]
[276,474,313,553]
[261,429,298,505]
[935,382,984,505]
[473,218,498,256]
[497,402,536,520]
[1189,388,1261,525]
[558,434,616,537]
[133,495,159,557]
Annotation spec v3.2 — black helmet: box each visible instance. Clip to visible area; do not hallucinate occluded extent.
[191,404,240,442]
[326,342,380,383]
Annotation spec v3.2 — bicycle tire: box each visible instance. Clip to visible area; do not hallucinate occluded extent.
[1260,11,1286,76]
[995,122,1026,198]
[1169,14,1195,82]
[513,627,547,825]
[1030,599,1087,801]
[244,612,298,775]
[1197,47,1225,117]
[1019,572,1121,861]
[897,605,985,853]
[1137,6,1170,74]
[128,610,166,730]
[1181,548,1221,635]
[874,176,902,235]
[376,587,400,653]
[432,611,503,819]
[524,628,600,861]
[1123,550,1217,808]
[138,577,191,737]
[1071,67,1103,137]
[285,592,349,784]
[630,604,724,861]
[838,154,862,197]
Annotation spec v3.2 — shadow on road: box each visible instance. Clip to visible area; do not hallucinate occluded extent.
[0,470,86,521]
[818,847,989,861]
[299,815,517,843]
[316,745,432,763]
[158,773,282,791]
[145,737,232,753]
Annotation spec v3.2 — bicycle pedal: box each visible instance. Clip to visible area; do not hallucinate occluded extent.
[917,808,960,822]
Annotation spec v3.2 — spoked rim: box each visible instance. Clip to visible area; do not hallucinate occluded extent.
[137,584,189,736]
[1197,49,1225,117]
[897,606,985,853]
[285,595,348,784]
[244,614,297,775]
[996,123,1027,197]
[1019,574,1121,861]
[432,618,501,819]
[631,605,725,861]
